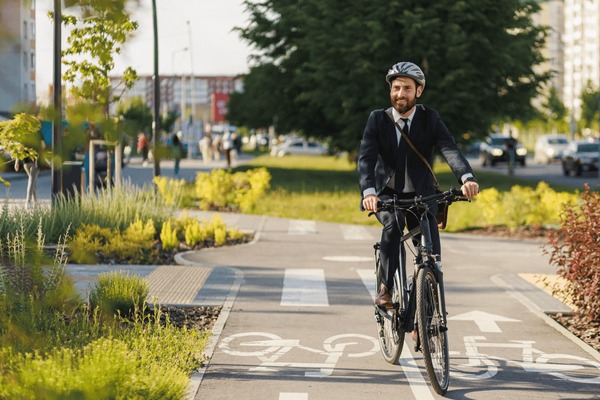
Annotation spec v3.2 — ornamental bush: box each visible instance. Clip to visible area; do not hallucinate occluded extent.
[195,167,271,212]
[473,182,578,229]
[545,184,600,322]
[88,271,149,317]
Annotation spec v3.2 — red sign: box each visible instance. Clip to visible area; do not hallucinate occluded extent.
[211,92,230,122]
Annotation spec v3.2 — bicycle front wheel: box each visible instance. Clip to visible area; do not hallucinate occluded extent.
[375,254,404,364]
[416,265,450,394]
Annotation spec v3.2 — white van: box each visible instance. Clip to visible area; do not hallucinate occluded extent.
[534,134,569,164]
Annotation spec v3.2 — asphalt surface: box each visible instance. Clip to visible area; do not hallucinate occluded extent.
[3,155,599,400]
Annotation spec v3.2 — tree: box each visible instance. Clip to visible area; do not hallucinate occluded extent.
[116,97,153,138]
[580,81,600,131]
[230,0,549,152]
[60,1,138,124]
[542,86,568,122]
[0,114,42,186]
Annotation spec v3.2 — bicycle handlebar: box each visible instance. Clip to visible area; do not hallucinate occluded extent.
[373,188,470,214]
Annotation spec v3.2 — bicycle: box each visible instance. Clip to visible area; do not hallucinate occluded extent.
[370,188,469,395]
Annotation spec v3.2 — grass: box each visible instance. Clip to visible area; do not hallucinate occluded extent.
[0,187,208,399]
[234,154,579,227]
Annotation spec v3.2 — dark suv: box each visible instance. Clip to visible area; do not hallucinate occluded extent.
[561,140,599,176]
[479,134,527,167]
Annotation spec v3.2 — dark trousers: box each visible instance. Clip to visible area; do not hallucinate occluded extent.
[376,188,441,289]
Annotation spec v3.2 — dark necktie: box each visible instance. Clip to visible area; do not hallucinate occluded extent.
[400,118,410,136]
[395,118,410,191]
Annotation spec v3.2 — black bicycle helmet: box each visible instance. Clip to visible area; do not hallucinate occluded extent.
[385,62,426,89]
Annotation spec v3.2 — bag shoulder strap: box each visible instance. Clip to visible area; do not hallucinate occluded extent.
[385,107,439,189]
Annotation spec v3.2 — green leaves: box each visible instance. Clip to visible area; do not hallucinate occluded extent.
[61,6,138,116]
[229,0,549,151]
[0,113,42,162]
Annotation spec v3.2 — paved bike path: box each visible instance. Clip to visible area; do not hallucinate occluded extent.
[178,211,600,400]
[6,155,598,398]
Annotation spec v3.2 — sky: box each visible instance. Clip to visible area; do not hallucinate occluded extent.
[35,0,253,95]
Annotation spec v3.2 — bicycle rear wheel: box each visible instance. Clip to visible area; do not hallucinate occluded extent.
[374,248,404,364]
[416,265,449,394]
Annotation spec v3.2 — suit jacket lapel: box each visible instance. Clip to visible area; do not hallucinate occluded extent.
[384,107,398,159]
[407,105,422,142]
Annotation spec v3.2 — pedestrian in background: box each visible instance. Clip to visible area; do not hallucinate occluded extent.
[14,132,45,208]
[137,132,150,166]
[222,130,234,168]
[171,132,184,176]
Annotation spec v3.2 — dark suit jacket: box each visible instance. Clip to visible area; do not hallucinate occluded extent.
[357,105,473,210]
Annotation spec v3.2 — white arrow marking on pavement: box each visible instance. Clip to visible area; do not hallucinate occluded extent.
[449,311,520,333]
[281,269,329,306]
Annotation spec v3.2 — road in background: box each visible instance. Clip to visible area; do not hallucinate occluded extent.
[469,155,599,189]
[1,154,250,204]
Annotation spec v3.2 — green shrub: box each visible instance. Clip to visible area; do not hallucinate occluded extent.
[153,176,186,207]
[69,223,113,264]
[88,271,149,317]
[0,182,174,246]
[111,217,156,260]
[466,183,579,230]
[160,219,179,251]
[183,218,208,247]
[0,337,189,400]
[195,167,271,212]
[545,185,600,322]
[70,218,158,264]
[0,221,79,353]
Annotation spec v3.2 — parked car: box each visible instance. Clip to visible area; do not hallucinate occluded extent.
[534,134,570,164]
[479,134,527,166]
[270,138,328,157]
[561,140,600,176]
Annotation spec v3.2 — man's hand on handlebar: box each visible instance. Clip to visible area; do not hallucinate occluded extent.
[461,181,479,198]
[363,194,379,212]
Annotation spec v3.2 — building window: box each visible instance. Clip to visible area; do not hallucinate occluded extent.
[31,0,35,11]
[23,51,28,70]
[30,22,35,38]
[30,53,35,69]
[23,21,28,39]
[23,84,28,102]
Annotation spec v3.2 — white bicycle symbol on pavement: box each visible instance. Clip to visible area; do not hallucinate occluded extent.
[219,331,379,378]
[451,336,600,384]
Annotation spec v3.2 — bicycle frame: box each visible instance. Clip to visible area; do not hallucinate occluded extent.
[391,206,448,339]
[372,188,467,394]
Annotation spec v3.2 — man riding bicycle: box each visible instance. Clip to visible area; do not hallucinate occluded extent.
[358,61,479,308]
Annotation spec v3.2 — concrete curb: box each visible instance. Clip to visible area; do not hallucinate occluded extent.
[491,273,600,362]
[185,265,244,400]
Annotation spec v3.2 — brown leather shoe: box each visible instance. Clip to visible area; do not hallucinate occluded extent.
[375,284,393,308]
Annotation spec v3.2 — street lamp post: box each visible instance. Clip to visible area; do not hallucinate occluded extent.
[172,47,189,132]
[152,0,160,177]
[51,0,63,200]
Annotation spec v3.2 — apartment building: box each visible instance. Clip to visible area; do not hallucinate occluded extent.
[563,0,600,119]
[535,0,565,99]
[0,0,36,117]
[110,74,242,124]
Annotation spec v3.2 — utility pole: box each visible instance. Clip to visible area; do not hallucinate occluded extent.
[51,0,63,200]
[187,20,195,122]
[152,0,160,177]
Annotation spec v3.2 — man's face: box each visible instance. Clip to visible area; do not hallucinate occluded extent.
[389,76,422,115]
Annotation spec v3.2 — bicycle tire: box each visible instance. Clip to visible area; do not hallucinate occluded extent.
[375,251,404,364]
[416,265,450,394]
